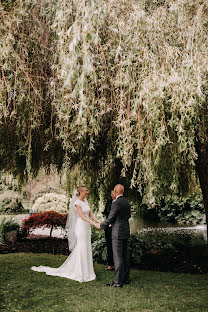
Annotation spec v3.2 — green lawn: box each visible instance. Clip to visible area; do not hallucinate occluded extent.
[0,253,208,312]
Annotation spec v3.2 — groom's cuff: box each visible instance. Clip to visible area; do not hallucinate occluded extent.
[100,222,105,229]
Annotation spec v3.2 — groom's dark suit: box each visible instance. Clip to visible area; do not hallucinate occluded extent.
[100,195,131,285]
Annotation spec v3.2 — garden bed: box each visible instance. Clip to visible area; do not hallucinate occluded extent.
[0,235,69,255]
[139,246,208,275]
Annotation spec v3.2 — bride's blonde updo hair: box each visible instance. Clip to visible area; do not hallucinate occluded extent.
[76,186,86,196]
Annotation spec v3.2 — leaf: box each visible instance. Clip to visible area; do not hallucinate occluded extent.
[86,33,92,41]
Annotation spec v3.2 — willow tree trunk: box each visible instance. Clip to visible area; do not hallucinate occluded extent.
[195,141,208,241]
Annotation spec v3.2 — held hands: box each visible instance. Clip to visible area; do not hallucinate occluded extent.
[94,223,101,230]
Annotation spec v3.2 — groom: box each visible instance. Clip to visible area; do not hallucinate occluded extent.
[96,184,131,287]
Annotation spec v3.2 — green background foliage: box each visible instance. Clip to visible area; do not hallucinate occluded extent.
[0,190,25,214]
[139,193,205,224]
[0,218,20,244]
[0,0,208,213]
[91,227,206,266]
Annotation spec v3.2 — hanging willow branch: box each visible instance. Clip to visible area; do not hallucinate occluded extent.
[0,0,64,180]
[52,0,208,202]
[0,0,208,206]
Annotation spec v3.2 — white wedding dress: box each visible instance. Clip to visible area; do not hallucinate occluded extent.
[31,199,96,282]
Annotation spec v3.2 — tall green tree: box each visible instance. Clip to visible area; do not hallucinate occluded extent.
[0,0,64,180]
[0,0,208,235]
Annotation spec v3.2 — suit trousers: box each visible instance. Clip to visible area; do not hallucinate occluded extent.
[105,227,114,266]
[112,238,130,285]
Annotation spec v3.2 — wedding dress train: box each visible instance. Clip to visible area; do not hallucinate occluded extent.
[31,199,96,282]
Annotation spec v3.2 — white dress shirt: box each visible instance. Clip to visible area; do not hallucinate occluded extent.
[116,194,123,200]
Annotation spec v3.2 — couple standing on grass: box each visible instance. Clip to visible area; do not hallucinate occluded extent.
[31,184,131,288]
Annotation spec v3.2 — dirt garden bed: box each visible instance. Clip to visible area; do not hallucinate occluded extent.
[0,235,69,255]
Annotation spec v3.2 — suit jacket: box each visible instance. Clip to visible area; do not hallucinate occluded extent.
[100,196,131,239]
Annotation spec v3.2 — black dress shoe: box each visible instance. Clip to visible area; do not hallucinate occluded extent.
[106,283,123,288]
[123,280,130,284]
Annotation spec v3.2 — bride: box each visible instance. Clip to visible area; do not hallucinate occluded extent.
[31,186,100,282]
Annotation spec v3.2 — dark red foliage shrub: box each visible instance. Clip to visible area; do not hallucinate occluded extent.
[22,211,68,237]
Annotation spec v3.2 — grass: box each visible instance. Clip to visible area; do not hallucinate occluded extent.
[0,253,208,312]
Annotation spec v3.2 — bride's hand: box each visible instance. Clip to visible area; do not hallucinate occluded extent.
[94,223,101,230]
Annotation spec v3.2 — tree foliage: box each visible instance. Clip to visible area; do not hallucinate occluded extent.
[22,211,67,238]
[31,192,68,213]
[0,0,64,181]
[0,0,208,209]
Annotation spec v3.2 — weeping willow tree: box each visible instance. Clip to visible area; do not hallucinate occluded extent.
[0,0,208,233]
[0,0,64,180]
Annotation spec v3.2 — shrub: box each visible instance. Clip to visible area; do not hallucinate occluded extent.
[139,203,160,222]
[0,218,20,244]
[31,192,68,213]
[91,227,107,263]
[136,228,206,253]
[128,234,145,265]
[0,191,26,214]
[22,211,67,238]
[158,195,205,224]
[91,228,206,266]
[138,194,205,225]
[91,225,101,243]
[92,234,107,263]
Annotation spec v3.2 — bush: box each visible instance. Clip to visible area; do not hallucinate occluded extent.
[0,191,26,214]
[31,193,68,213]
[139,228,205,246]
[22,211,67,238]
[91,226,107,262]
[158,194,205,224]
[138,194,205,225]
[128,234,145,265]
[139,203,160,222]
[92,234,107,263]
[91,228,206,267]
[0,218,20,244]
[91,225,101,243]
[134,228,206,262]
